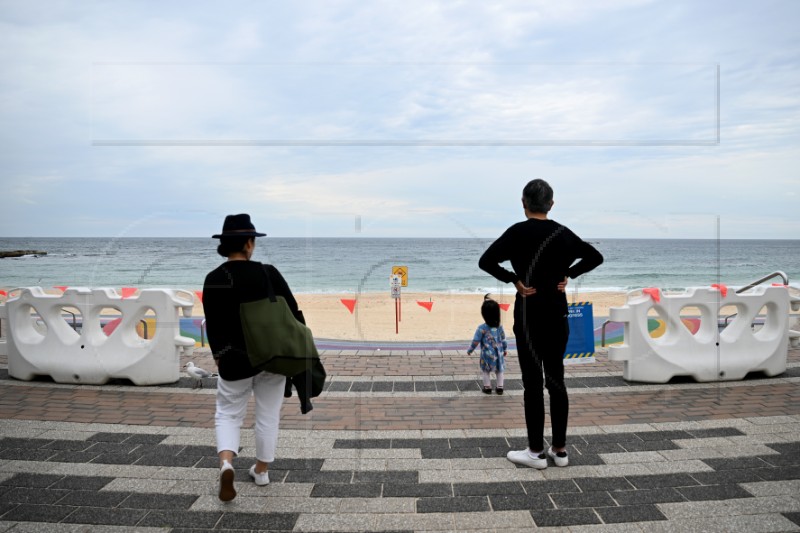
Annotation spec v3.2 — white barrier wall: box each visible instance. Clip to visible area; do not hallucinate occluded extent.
[0,287,195,385]
[609,285,800,383]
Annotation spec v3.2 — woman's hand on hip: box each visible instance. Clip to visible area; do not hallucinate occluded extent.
[514,280,537,297]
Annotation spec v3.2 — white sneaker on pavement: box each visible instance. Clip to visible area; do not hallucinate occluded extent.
[218,461,236,502]
[507,448,548,469]
[547,446,569,467]
[249,464,270,486]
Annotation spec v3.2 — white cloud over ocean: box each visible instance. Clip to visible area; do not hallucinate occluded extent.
[0,0,798,239]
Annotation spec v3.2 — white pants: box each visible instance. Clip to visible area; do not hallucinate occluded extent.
[215,371,286,463]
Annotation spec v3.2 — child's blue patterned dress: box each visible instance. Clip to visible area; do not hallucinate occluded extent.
[467,324,507,373]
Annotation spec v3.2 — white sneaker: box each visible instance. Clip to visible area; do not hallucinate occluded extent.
[218,461,236,502]
[249,464,270,486]
[507,448,548,469]
[547,446,569,467]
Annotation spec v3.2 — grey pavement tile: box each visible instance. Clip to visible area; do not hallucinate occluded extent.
[480,445,511,458]
[414,381,436,392]
[567,453,606,466]
[453,481,525,496]
[392,381,414,392]
[84,442,141,454]
[372,381,394,392]
[676,483,754,501]
[122,433,168,445]
[390,438,425,448]
[294,512,376,531]
[636,430,694,441]
[595,504,667,523]
[625,473,699,489]
[55,490,130,507]
[582,432,640,443]
[758,454,800,467]
[327,382,351,392]
[416,496,490,513]
[333,439,391,449]
[610,487,686,505]
[573,476,635,492]
[766,442,800,455]
[530,508,601,527]
[0,438,50,449]
[450,437,509,448]
[132,454,200,468]
[690,469,764,485]
[572,442,626,454]
[620,440,680,452]
[551,491,616,509]
[434,381,458,392]
[88,432,134,443]
[0,449,56,462]
[687,427,746,438]
[702,456,773,470]
[310,483,382,498]
[739,479,800,497]
[641,513,800,533]
[353,470,417,483]
[92,453,140,465]
[521,479,580,494]
[418,438,451,449]
[48,451,102,463]
[40,440,92,451]
[271,458,324,471]
[49,475,114,491]
[383,483,452,498]
[751,465,800,481]
[784,512,800,528]
[177,444,217,457]
[337,497,415,514]
[285,470,352,484]
[62,507,149,526]
[2,488,70,505]
[349,381,372,392]
[216,511,298,530]
[137,509,223,528]
[2,504,75,523]
[489,493,554,511]
[0,473,64,488]
[119,492,199,510]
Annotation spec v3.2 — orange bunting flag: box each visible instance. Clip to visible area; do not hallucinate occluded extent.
[103,317,122,335]
[0,290,7,297]
[54,286,68,292]
[416,301,433,312]
[499,303,510,311]
[121,287,137,299]
[710,283,728,297]
[340,298,357,314]
[194,291,203,303]
[642,287,661,303]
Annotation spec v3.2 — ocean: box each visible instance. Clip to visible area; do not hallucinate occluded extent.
[1,237,799,294]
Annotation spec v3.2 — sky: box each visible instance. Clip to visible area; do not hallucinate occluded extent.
[0,0,798,239]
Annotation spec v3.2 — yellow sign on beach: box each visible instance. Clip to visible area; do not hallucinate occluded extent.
[392,266,408,287]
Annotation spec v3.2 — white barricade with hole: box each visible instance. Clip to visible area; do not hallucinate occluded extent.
[1,287,195,385]
[609,285,800,383]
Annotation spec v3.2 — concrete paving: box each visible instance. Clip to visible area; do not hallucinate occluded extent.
[1,346,799,532]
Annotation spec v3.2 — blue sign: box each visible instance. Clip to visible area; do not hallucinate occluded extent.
[565,302,595,360]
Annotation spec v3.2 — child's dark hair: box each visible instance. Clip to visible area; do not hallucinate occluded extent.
[217,236,252,257]
[481,298,501,328]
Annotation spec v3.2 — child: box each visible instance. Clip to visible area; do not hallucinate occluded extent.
[467,296,507,394]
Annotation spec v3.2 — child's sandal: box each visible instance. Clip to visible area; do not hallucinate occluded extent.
[482,386,492,394]
[495,387,504,395]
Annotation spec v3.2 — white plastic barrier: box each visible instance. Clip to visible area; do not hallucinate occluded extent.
[0,287,195,385]
[608,285,800,383]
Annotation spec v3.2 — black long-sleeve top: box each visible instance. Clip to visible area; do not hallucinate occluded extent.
[479,218,603,317]
[203,260,304,381]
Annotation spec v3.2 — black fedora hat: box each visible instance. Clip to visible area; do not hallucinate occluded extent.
[212,214,267,238]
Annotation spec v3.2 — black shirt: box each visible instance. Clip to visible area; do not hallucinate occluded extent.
[479,218,603,317]
[203,260,304,381]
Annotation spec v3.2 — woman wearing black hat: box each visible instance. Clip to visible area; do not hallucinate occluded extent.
[203,214,305,502]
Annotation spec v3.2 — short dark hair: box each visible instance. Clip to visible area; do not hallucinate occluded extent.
[522,179,553,213]
[216,236,253,257]
[481,299,501,328]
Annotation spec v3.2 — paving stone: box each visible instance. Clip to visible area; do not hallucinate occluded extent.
[383,483,452,498]
[690,469,764,485]
[687,427,746,438]
[40,440,92,451]
[310,483,382,498]
[2,488,70,505]
[327,382,351,392]
[133,454,201,468]
[676,483,754,501]
[272,458,325,471]
[521,479,580,494]
[573,476,635,492]
[453,482,525,496]
[0,473,64,488]
[122,434,168,445]
[784,512,800,528]
[84,442,141,455]
[48,450,102,463]
[333,439,392,449]
[414,382,436,392]
[489,493,554,511]
[119,493,199,510]
[624,473,699,489]
[416,496,490,513]
[2,504,75,523]
[93,453,140,465]
[434,381,458,392]
[450,437,509,448]
[392,382,414,392]
[285,470,353,484]
[212,511,299,530]
[353,470,418,483]
[0,449,56,461]
[56,490,131,507]
[137,509,223,528]
[751,465,800,481]
[610,487,686,505]
[88,432,134,443]
[62,507,149,526]
[702,457,773,470]
[49,475,115,491]
[572,442,626,454]
[349,382,373,392]
[551,491,616,509]
[390,438,425,448]
[620,440,680,452]
[372,381,394,392]
[595,504,667,523]
[530,508,601,527]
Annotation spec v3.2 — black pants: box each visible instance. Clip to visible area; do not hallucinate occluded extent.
[514,308,570,451]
